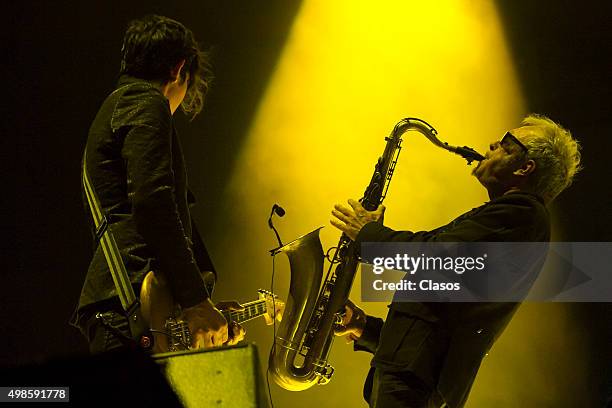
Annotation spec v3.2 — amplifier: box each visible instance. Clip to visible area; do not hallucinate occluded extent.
[155,343,270,408]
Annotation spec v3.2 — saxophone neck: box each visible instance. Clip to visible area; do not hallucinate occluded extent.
[395,117,485,164]
[393,117,436,137]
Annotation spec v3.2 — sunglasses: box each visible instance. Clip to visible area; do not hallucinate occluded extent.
[501,132,528,155]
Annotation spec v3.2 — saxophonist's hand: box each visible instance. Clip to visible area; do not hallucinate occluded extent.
[334,299,367,343]
[331,199,385,241]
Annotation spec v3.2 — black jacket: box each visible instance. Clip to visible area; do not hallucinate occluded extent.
[354,191,550,408]
[72,76,215,328]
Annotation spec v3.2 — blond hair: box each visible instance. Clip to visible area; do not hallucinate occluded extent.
[520,114,582,202]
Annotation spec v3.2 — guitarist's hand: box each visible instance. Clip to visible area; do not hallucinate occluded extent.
[227,321,246,345]
[215,301,246,345]
[182,298,228,349]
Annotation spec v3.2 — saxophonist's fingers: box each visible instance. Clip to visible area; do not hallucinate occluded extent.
[330,217,348,232]
[332,208,353,225]
[345,299,358,309]
[334,307,353,335]
[374,204,386,222]
[330,218,357,240]
[334,203,355,217]
[347,199,365,213]
[334,324,349,336]
[332,210,362,233]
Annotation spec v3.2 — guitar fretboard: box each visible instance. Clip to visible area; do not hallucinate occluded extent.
[222,299,267,324]
[165,293,276,351]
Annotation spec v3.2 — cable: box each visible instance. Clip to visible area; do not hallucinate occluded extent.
[266,202,284,407]
[265,254,277,408]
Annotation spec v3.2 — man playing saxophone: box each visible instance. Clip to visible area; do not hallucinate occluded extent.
[331,114,581,408]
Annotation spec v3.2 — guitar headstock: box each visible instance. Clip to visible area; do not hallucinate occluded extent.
[257,289,284,324]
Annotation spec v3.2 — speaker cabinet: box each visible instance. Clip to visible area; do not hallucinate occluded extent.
[155,343,270,408]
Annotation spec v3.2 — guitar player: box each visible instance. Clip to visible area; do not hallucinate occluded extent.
[70,15,245,353]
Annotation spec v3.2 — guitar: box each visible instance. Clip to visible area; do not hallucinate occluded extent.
[140,271,283,353]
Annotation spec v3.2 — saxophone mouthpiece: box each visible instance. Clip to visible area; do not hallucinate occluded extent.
[453,146,486,164]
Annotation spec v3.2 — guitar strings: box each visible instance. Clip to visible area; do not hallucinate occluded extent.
[149,329,191,349]
[226,300,266,322]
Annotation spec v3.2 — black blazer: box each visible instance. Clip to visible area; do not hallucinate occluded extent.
[72,76,215,329]
[354,192,550,408]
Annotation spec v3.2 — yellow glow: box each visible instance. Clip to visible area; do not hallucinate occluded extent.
[227,0,525,246]
[210,1,582,407]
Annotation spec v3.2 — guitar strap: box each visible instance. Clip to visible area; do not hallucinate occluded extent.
[82,151,151,349]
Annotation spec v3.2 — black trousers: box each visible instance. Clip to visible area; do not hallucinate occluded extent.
[365,310,450,408]
[365,367,447,408]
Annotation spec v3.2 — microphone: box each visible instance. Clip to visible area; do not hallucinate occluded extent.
[268,204,286,253]
[272,204,286,217]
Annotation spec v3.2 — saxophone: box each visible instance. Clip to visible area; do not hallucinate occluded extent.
[268,118,484,391]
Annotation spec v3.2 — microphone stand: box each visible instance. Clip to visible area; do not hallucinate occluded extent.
[268,205,285,256]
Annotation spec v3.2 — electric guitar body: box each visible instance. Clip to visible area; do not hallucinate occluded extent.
[140,271,282,354]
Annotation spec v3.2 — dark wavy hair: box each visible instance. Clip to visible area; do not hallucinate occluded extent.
[119,15,212,118]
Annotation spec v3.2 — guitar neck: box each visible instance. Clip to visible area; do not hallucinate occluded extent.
[221,299,267,324]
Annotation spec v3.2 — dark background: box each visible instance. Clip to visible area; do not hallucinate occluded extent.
[7,0,612,405]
